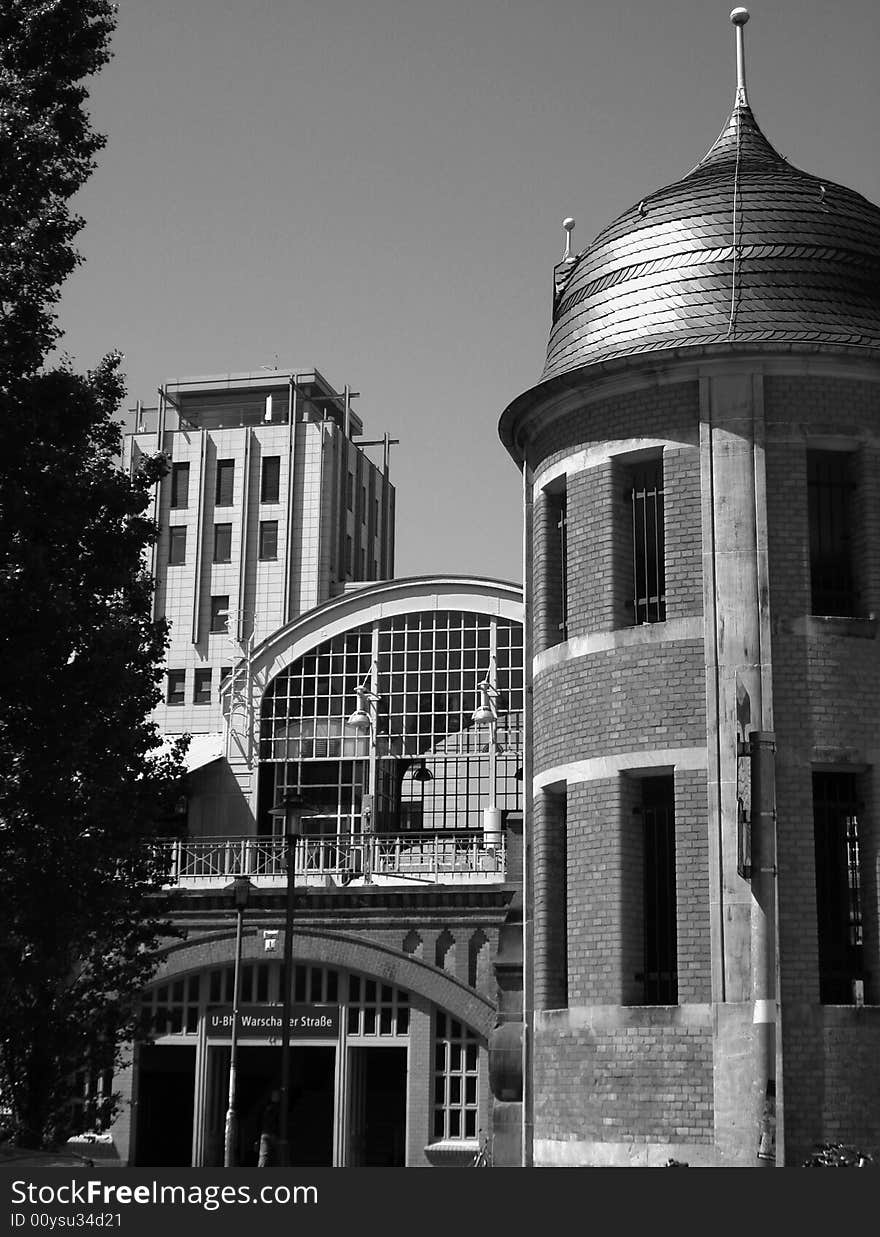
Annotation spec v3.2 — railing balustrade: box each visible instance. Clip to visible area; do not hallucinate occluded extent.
[156,830,505,888]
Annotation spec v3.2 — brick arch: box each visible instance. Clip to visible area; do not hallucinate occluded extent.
[150,926,495,1038]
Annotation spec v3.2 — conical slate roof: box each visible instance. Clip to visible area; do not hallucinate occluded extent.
[542,98,880,381]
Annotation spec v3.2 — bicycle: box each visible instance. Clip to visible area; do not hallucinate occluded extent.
[470,1135,491,1167]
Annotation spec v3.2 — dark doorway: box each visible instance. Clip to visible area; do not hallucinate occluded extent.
[349,1047,407,1166]
[134,1044,196,1166]
[235,1045,335,1167]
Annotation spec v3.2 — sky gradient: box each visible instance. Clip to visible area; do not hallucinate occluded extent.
[54,0,880,584]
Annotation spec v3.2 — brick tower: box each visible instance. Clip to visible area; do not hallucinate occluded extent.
[499,10,880,1166]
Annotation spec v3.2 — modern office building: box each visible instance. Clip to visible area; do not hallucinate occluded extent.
[499,10,880,1166]
[123,368,396,742]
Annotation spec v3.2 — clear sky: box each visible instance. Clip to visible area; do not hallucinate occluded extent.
[54,0,880,584]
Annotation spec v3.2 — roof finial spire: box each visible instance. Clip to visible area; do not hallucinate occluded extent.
[562,217,575,258]
[730,8,750,106]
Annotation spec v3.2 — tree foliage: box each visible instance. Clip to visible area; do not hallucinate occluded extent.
[0,1,117,380]
[0,3,188,1148]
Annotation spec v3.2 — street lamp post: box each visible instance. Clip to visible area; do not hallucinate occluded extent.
[473,664,503,850]
[346,677,380,883]
[223,876,254,1167]
[269,791,308,1167]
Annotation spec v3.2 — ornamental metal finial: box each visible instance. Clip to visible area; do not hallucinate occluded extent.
[562,217,575,258]
[730,8,750,105]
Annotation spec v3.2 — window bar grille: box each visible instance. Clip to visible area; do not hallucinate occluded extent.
[813,772,864,1002]
[630,463,666,625]
[557,496,568,639]
[808,452,856,615]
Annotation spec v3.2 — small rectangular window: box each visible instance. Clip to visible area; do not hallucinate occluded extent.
[261,456,280,503]
[637,775,677,1004]
[808,451,856,616]
[210,595,229,634]
[345,535,353,575]
[627,459,666,625]
[346,473,354,511]
[215,459,235,507]
[168,526,186,566]
[213,523,232,563]
[170,462,190,509]
[220,665,232,683]
[193,668,212,705]
[813,771,864,1003]
[166,670,186,706]
[259,520,278,560]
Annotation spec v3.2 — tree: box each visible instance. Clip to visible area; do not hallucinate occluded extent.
[0,3,188,1147]
[0,0,117,382]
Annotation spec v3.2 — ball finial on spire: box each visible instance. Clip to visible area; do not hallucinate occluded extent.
[730,8,750,104]
[562,217,576,259]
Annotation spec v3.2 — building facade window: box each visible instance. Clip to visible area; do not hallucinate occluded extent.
[168,526,186,566]
[543,481,567,645]
[166,670,186,706]
[215,459,235,507]
[625,457,665,625]
[345,535,353,576]
[193,668,212,705]
[808,450,857,616]
[432,1014,479,1141]
[259,611,524,837]
[637,774,677,1004]
[261,456,280,503]
[170,462,190,510]
[259,520,278,560]
[213,523,232,563]
[346,472,354,511]
[210,595,229,634]
[813,771,864,1004]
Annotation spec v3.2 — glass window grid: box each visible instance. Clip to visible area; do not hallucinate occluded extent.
[259,520,279,560]
[193,668,212,705]
[261,456,281,504]
[432,1013,479,1140]
[210,596,229,634]
[347,974,410,1038]
[215,460,234,507]
[141,965,410,1042]
[170,462,190,509]
[143,972,202,1037]
[166,670,185,705]
[259,614,523,832]
[168,525,186,565]
[213,523,232,563]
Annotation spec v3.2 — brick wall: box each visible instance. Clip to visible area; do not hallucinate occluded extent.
[527,381,699,474]
[533,1007,714,1149]
[532,641,706,774]
[763,372,880,1156]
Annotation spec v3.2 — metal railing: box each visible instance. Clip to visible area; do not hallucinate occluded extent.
[156,831,506,888]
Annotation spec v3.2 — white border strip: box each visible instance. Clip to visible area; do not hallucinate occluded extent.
[534,617,703,675]
[534,746,707,791]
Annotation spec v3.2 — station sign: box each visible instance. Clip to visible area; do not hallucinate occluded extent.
[206,1004,340,1039]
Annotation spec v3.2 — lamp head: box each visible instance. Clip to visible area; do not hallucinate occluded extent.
[269,790,308,838]
[472,683,497,725]
[346,706,372,734]
[346,685,378,734]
